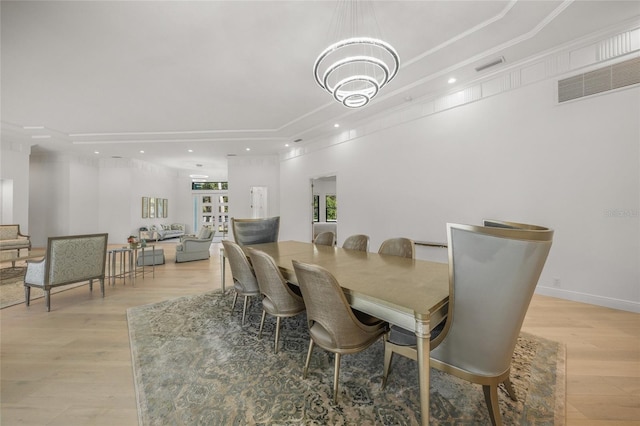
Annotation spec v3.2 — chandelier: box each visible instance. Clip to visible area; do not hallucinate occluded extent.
[313,0,400,108]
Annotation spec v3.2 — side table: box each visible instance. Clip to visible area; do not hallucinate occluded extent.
[108,247,135,285]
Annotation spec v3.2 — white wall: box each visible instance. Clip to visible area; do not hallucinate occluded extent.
[228,155,280,220]
[0,141,30,233]
[280,81,640,312]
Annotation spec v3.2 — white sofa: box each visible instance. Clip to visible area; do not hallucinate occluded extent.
[139,224,186,241]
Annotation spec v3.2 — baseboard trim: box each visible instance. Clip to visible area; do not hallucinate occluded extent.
[535,286,640,313]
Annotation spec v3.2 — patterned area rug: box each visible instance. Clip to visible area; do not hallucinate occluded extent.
[128,291,565,425]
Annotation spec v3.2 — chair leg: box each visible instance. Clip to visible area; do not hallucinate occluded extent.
[45,290,51,312]
[274,317,282,354]
[303,339,314,379]
[89,279,93,292]
[100,278,105,298]
[231,292,238,313]
[24,286,31,306]
[241,295,249,325]
[382,334,393,389]
[483,384,502,426]
[503,377,517,401]
[258,310,266,338]
[333,353,341,404]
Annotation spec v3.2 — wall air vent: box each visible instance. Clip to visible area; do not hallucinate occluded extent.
[475,56,505,72]
[558,56,640,103]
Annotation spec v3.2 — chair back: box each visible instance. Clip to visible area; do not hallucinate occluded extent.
[342,234,369,252]
[221,240,259,293]
[293,260,378,350]
[231,217,280,246]
[313,231,335,246]
[483,219,550,231]
[431,223,553,376]
[195,226,214,240]
[248,249,304,313]
[378,237,415,259]
[46,233,108,285]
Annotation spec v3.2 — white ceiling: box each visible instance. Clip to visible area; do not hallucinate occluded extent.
[2,0,638,177]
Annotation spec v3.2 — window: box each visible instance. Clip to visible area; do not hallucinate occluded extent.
[192,181,228,190]
[313,195,320,222]
[326,194,337,222]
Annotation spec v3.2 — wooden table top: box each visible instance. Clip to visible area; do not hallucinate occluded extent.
[246,241,450,321]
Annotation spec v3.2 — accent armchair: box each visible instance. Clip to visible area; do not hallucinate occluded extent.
[24,233,108,311]
[175,226,214,263]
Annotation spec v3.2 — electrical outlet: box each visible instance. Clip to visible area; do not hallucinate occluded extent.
[553,278,561,288]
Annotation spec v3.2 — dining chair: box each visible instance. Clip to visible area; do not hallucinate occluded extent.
[247,248,306,353]
[231,216,280,246]
[292,260,388,404]
[377,237,415,259]
[221,240,260,326]
[313,231,336,246]
[342,234,369,252]
[382,222,554,426]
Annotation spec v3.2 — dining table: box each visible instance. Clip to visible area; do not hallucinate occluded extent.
[243,240,450,425]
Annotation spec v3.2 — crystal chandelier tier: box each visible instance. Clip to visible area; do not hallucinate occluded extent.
[313,1,400,108]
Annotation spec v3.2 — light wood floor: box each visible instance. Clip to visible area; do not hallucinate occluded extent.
[1,242,638,425]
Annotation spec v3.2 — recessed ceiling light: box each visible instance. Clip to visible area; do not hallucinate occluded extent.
[94,151,100,154]
[188,149,193,153]
[448,77,457,84]
[140,150,145,154]
[285,143,289,147]
[334,123,340,128]
[246,148,251,151]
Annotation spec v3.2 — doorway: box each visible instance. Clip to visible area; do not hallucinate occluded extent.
[311,175,337,242]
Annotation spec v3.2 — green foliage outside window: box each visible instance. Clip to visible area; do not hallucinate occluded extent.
[326,195,337,222]
[192,182,228,190]
[313,195,320,222]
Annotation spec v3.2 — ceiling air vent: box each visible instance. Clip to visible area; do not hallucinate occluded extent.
[558,56,640,103]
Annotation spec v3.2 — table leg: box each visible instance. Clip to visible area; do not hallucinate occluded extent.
[140,247,145,279]
[151,246,155,278]
[220,248,226,293]
[129,249,135,284]
[416,316,431,426]
[109,251,114,286]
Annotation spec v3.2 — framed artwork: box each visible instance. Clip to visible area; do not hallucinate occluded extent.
[149,197,156,218]
[157,197,164,219]
[142,197,149,218]
[163,199,168,218]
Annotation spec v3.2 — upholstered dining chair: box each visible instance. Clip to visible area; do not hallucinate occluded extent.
[292,260,388,404]
[231,216,280,246]
[377,237,415,259]
[313,231,335,246]
[382,222,554,426]
[342,234,369,252]
[247,248,306,353]
[221,240,260,326]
